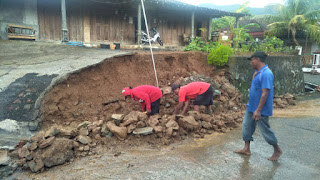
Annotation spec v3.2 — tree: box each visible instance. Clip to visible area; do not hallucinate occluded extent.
[261,0,320,46]
[211,1,258,47]
[212,1,252,32]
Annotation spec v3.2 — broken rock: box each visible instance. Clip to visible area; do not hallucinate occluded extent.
[78,127,89,136]
[41,138,74,168]
[188,111,201,120]
[19,146,31,159]
[127,123,137,134]
[123,111,147,126]
[30,159,44,172]
[106,121,127,140]
[58,128,77,138]
[0,150,9,166]
[178,116,200,131]
[136,121,146,128]
[17,158,26,167]
[93,120,104,127]
[200,114,212,122]
[165,119,179,130]
[283,93,294,99]
[44,127,60,138]
[39,136,56,149]
[154,126,163,133]
[77,121,90,130]
[201,121,212,129]
[147,115,160,127]
[91,127,101,137]
[133,127,153,135]
[166,127,173,137]
[111,114,125,121]
[29,142,38,151]
[78,135,92,145]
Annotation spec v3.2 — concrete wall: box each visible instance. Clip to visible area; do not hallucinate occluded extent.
[228,55,305,101]
[0,0,39,40]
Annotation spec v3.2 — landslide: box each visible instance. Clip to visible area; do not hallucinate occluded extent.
[40,51,220,129]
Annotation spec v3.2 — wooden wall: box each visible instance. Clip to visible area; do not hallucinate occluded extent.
[37,0,210,45]
[145,11,209,45]
[38,0,61,41]
[66,0,84,42]
[89,13,135,43]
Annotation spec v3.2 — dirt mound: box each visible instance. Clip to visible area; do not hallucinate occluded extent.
[40,51,216,128]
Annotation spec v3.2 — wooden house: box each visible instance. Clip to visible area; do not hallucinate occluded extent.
[0,0,245,46]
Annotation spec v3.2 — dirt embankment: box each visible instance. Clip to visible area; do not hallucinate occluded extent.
[40,51,217,128]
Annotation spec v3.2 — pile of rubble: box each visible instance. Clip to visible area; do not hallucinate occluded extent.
[273,93,296,109]
[8,108,244,173]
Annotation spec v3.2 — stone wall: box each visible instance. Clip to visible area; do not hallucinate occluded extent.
[227,55,305,101]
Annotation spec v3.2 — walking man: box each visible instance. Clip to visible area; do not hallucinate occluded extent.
[172,81,213,115]
[122,85,162,115]
[234,51,282,161]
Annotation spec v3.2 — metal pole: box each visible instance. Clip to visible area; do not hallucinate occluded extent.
[137,4,142,44]
[191,11,195,39]
[140,0,159,87]
[61,0,68,42]
[208,16,212,41]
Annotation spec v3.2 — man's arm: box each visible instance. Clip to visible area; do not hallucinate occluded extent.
[135,92,151,113]
[174,102,184,114]
[180,101,189,115]
[253,88,269,121]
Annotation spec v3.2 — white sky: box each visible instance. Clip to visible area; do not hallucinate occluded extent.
[179,0,284,8]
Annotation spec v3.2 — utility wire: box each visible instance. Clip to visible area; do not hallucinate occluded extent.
[140,0,159,88]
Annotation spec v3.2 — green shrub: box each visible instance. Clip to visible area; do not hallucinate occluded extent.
[184,37,217,53]
[184,37,204,51]
[207,44,234,66]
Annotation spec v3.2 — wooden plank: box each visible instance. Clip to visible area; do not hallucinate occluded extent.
[83,12,91,43]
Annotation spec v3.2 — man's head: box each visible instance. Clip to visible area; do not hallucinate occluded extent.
[248,51,267,69]
[171,84,180,95]
[122,86,132,100]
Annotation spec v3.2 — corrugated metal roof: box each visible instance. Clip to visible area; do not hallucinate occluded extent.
[152,0,247,17]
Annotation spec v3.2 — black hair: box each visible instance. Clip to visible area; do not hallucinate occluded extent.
[129,86,132,89]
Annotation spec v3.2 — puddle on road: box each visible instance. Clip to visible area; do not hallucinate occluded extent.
[127,130,237,160]
[273,100,320,118]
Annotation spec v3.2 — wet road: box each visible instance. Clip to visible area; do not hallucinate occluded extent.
[0,41,133,149]
[304,73,320,85]
[9,100,320,180]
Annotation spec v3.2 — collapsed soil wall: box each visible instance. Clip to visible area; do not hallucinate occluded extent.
[40,51,214,128]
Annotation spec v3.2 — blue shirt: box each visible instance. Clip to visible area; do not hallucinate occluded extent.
[247,65,274,116]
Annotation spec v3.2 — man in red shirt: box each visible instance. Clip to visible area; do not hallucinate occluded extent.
[122,85,162,115]
[172,81,213,115]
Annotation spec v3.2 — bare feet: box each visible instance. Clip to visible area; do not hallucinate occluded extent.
[234,149,251,155]
[268,148,282,161]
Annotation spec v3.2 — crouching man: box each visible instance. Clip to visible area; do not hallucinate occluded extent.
[122,85,162,115]
[172,81,213,115]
